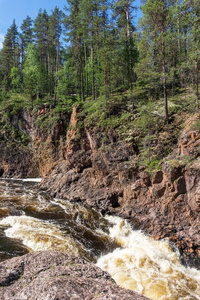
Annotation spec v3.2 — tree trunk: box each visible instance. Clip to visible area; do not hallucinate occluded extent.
[78,38,85,102]
[195,60,199,110]
[54,40,60,106]
[162,35,168,122]
[84,42,88,98]
[125,6,131,89]
[91,28,95,101]
[104,58,110,99]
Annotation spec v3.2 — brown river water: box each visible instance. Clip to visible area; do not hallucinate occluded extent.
[0,179,200,300]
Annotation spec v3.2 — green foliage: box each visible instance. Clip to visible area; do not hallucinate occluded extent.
[23,44,41,102]
[0,89,10,102]
[81,95,132,131]
[191,119,200,131]
[0,0,199,111]
[0,20,19,90]
[0,93,28,119]
[147,158,162,173]
[0,123,31,146]
[34,101,71,133]
[35,114,60,131]
[10,67,21,92]
[57,60,76,97]
[168,156,194,168]
[138,152,162,174]
[1,0,200,169]
[138,132,162,173]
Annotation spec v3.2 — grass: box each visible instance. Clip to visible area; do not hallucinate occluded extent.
[191,119,200,131]
[167,155,195,168]
[142,158,162,174]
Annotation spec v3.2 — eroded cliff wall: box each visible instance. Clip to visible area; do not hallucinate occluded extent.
[0,103,199,266]
[41,106,200,266]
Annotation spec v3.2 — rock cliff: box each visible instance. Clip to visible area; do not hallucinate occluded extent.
[0,104,68,178]
[41,106,200,268]
[0,103,200,268]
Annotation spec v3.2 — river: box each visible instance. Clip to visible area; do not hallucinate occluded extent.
[0,179,200,300]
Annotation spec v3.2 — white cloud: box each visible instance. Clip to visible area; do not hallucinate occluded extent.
[0,33,4,49]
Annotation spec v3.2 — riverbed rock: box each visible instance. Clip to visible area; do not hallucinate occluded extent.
[0,251,149,300]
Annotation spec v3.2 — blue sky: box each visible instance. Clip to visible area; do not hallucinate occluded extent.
[0,0,141,49]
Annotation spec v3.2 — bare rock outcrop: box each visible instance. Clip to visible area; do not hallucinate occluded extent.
[41,108,200,268]
[0,105,68,178]
[0,251,149,300]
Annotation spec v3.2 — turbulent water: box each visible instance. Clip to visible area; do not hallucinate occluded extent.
[0,179,116,262]
[97,216,200,300]
[0,179,200,300]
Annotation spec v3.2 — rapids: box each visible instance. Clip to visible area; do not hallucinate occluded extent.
[0,179,116,262]
[97,216,200,300]
[0,179,200,300]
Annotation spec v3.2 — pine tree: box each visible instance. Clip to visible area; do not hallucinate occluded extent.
[64,0,85,101]
[79,0,112,99]
[48,7,63,102]
[113,0,138,90]
[187,0,200,109]
[79,0,95,100]
[34,9,49,96]
[138,0,172,121]
[1,20,19,90]
[20,16,33,68]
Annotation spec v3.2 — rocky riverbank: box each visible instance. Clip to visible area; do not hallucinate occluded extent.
[0,250,149,300]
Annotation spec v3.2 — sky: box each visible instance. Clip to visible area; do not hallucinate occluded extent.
[0,0,141,49]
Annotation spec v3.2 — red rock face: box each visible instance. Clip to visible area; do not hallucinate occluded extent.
[177,113,200,158]
[63,105,79,158]
[41,107,200,267]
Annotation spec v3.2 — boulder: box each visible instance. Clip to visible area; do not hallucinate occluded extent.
[0,251,149,300]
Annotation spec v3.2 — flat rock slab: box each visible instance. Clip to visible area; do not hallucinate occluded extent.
[0,251,149,300]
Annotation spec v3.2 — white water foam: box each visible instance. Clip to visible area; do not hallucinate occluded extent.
[22,178,42,182]
[97,216,200,300]
[0,178,42,182]
[0,215,79,255]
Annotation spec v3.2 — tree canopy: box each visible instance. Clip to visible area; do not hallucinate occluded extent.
[0,0,199,121]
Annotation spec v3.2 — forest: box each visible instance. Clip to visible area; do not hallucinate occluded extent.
[0,0,200,123]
